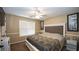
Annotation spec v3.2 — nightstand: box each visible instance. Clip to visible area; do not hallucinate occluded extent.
[66,40,77,51]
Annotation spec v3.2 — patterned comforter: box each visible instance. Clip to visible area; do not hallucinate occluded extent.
[27,34,61,51]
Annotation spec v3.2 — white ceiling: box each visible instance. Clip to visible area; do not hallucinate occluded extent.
[3,7,79,20]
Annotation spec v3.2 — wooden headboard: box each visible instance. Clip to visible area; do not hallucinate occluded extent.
[44,24,65,36]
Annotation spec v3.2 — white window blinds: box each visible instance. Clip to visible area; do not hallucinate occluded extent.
[19,20,35,36]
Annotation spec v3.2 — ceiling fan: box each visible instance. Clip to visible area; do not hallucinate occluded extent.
[29,7,47,20]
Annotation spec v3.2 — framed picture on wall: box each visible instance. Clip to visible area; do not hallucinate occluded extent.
[40,21,44,30]
[67,13,79,31]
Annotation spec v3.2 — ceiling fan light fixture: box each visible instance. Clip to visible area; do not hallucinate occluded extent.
[30,7,45,20]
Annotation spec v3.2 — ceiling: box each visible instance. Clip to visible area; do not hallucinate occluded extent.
[3,7,79,20]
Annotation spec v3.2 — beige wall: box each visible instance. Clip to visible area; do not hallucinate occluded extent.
[44,15,79,36]
[35,20,41,33]
[6,14,41,43]
[45,16,66,25]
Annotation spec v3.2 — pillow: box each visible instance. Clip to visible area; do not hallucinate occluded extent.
[39,32,64,41]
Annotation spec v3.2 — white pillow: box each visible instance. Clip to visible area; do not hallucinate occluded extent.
[39,32,64,41]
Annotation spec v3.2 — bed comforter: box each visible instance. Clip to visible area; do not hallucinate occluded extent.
[27,34,62,51]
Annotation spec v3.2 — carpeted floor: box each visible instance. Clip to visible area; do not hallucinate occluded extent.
[11,42,30,51]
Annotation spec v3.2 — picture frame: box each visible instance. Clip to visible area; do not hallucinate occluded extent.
[67,13,79,31]
[40,21,44,30]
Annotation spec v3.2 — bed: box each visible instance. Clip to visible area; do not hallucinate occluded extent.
[25,24,65,51]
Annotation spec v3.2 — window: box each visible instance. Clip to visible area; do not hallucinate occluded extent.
[19,20,35,36]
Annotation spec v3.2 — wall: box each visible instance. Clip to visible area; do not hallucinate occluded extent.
[5,14,41,43]
[45,16,66,25]
[35,20,41,33]
[44,15,79,37]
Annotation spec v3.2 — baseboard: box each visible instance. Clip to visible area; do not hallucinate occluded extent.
[10,40,25,45]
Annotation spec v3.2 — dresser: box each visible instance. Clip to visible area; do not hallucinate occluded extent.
[1,37,10,51]
[66,39,77,51]
[65,34,79,51]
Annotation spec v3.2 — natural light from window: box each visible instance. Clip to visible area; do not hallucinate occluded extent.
[19,20,35,36]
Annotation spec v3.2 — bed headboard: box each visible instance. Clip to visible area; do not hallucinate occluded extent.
[44,24,65,36]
